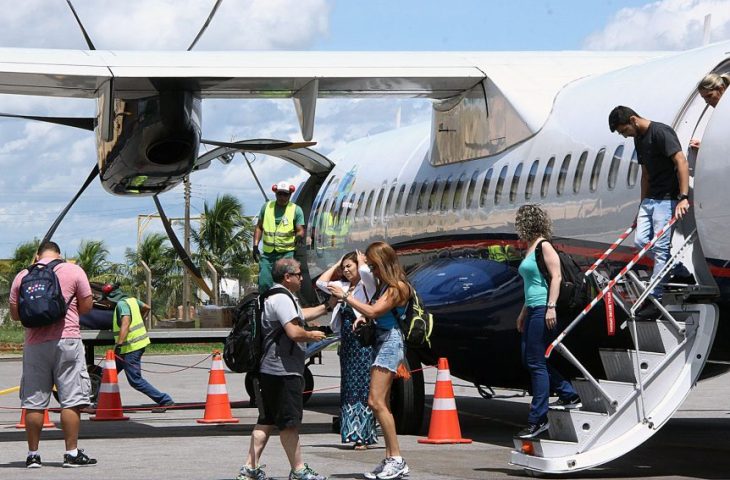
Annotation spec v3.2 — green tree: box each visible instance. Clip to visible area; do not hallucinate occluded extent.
[126,233,181,319]
[75,240,112,282]
[192,194,255,299]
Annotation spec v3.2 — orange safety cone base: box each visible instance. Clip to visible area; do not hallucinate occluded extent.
[196,418,239,424]
[418,437,472,444]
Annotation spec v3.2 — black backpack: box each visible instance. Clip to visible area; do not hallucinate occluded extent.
[392,286,434,349]
[223,287,297,374]
[534,240,592,314]
[18,259,75,328]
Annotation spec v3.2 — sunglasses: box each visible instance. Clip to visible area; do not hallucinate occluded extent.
[276,191,292,196]
[288,271,303,278]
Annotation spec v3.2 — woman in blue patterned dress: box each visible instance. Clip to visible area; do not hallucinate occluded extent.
[317,251,378,449]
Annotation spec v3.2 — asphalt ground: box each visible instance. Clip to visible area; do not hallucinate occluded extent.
[1,350,729,479]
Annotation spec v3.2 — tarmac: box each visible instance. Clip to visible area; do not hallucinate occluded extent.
[1,350,729,479]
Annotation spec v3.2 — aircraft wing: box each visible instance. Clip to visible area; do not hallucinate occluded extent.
[0,48,667,135]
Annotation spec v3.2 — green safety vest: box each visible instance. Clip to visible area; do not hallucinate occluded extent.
[113,298,151,354]
[262,201,297,253]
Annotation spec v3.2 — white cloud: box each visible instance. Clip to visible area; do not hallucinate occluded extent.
[584,0,730,50]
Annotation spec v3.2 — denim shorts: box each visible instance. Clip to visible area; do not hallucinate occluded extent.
[372,328,404,373]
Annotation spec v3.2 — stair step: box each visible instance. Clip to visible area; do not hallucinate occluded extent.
[632,319,685,353]
[599,349,665,383]
[513,437,578,458]
[548,409,608,443]
[572,378,635,413]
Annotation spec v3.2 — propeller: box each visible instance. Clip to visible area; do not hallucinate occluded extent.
[200,138,316,151]
[187,0,224,51]
[0,113,95,131]
[65,0,96,50]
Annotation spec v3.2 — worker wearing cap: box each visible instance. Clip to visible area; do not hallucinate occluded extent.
[104,285,174,411]
[253,181,306,292]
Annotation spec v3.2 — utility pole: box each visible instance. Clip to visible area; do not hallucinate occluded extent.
[183,176,191,321]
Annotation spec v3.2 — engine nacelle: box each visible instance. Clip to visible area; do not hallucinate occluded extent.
[98,90,201,195]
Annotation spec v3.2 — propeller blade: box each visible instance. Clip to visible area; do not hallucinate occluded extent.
[65,0,96,50]
[42,164,99,244]
[200,139,317,151]
[152,195,214,298]
[0,112,95,131]
[187,0,224,51]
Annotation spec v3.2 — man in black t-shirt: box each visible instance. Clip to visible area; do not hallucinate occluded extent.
[609,106,690,308]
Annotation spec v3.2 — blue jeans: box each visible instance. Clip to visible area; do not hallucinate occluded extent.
[635,198,676,299]
[116,348,173,405]
[521,306,577,425]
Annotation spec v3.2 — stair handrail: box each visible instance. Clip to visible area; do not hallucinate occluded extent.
[545,215,678,359]
[584,221,637,277]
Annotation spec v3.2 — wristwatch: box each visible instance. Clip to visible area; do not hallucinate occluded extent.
[677,193,689,201]
[547,302,557,309]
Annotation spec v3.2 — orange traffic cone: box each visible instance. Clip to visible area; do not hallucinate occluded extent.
[91,349,129,421]
[197,351,239,424]
[16,408,56,429]
[419,358,472,444]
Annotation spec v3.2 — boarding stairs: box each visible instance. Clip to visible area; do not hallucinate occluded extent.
[511,216,719,474]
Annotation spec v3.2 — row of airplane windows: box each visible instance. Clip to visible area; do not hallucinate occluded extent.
[313,144,638,228]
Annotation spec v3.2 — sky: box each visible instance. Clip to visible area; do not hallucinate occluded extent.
[1,0,730,261]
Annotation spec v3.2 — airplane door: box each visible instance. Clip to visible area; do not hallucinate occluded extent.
[693,91,730,265]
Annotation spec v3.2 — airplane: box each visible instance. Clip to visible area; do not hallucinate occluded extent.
[2,9,730,472]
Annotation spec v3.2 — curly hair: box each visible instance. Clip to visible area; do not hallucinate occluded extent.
[515,204,552,242]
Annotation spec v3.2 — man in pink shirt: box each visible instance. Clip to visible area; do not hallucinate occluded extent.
[9,241,96,468]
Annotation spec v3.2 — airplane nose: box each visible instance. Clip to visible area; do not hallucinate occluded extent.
[693,96,730,264]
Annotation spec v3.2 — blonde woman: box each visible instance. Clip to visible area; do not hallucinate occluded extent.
[328,242,410,480]
[514,204,580,439]
[690,72,729,149]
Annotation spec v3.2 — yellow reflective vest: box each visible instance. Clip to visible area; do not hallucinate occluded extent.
[113,298,151,354]
[262,201,297,254]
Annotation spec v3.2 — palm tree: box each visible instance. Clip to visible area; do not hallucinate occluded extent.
[126,233,181,319]
[9,239,40,275]
[75,240,112,282]
[192,194,255,296]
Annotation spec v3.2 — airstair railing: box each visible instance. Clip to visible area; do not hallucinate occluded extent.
[584,221,637,276]
[545,215,678,360]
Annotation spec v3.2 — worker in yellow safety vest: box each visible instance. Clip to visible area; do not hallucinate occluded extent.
[252,181,306,292]
[104,284,174,411]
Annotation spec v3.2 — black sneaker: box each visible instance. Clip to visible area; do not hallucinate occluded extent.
[549,396,582,410]
[62,449,97,468]
[517,420,549,439]
[25,454,42,468]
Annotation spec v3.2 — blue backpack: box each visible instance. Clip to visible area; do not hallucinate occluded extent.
[18,259,74,328]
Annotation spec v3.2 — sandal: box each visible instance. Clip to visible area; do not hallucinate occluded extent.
[353,443,368,450]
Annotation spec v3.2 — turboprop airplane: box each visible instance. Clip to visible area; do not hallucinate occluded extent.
[2,21,730,472]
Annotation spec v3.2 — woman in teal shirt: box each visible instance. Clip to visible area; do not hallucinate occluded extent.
[515,204,580,439]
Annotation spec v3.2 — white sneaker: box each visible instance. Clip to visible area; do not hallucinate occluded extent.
[376,457,409,480]
[364,458,387,479]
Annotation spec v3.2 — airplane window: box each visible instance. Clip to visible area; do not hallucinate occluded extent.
[541,156,555,198]
[440,176,453,212]
[318,198,332,244]
[590,148,606,192]
[407,182,420,214]
[608,145,623,190]
[364,190,375,218]
[374,187,386,221]
[345,193,357,223]
[494,165,508,205]
[355,191,366,218]
[417,181,431,214]
[573,151,588,193]
[428,178,442,212]
[557,154,571,196]
[510,163,523,203]
[480,168,494,208]
[385,184,397,216]
[395,184,406,214]
[465,170,480,208]
[627,148,639,188]
[452,173,467,210]
[525,159,539,201]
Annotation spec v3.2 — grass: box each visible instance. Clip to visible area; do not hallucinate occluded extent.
[0,320,222,355]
